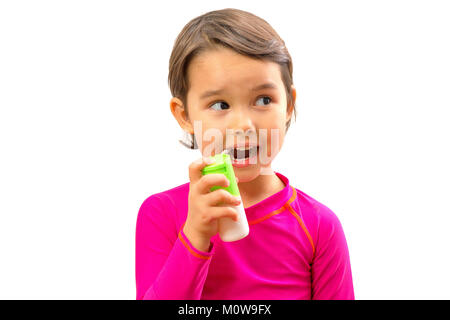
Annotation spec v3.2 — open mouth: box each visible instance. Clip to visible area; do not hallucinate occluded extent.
[225,146,259,161]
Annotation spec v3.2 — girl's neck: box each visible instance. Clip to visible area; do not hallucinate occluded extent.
[237,168,286,208]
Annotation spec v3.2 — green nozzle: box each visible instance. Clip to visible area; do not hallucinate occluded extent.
[201,153,240,196]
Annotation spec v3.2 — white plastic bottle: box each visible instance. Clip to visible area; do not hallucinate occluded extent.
[201,152,249,242]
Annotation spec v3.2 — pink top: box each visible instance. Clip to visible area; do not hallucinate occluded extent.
[135,172,354,300]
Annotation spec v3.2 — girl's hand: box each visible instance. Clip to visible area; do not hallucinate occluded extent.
[183,156,241,252]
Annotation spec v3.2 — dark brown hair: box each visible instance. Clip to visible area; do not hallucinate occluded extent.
[168,8,296,149]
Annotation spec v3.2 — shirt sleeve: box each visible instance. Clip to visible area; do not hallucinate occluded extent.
[310,206,354,300]
[135,195,215,300]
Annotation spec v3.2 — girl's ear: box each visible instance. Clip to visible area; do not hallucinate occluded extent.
[286,85,297,122]
[170,97,193,134]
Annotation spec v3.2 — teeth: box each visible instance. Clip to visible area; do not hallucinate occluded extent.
[232,146,256,150]
[229,146,258,160]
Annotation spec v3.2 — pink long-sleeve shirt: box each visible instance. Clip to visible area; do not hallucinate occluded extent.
[135,172,354,300]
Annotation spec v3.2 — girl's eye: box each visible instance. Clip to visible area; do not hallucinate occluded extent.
[209,101,230,111]
[255,96,272,106]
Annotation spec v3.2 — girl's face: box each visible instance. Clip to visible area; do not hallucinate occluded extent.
[171,47,296,183]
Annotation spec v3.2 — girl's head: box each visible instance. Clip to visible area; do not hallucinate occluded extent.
[169,8,296,181]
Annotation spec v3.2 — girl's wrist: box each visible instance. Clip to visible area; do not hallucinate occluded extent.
[183,224,212,252]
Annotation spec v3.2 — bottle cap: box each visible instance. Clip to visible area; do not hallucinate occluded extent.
[201,152,240,197]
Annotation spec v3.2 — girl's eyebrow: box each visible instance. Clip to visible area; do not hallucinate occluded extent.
[200,82,278,100]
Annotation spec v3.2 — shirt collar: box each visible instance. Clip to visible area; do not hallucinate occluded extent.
[243,171,294,222]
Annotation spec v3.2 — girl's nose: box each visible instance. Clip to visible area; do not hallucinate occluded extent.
[228,109,255,134]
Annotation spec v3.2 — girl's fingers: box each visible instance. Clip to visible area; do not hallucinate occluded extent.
[206,206,239,223]
[197,173,230,194]
[205,188,241,207]
[188,157,215,183]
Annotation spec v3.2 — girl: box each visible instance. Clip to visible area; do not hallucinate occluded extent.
[135,8,354,300]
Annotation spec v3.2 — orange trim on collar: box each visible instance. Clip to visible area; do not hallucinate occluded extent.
[247,185,297,225]
[284,188,316,256]
[247,186,316,256]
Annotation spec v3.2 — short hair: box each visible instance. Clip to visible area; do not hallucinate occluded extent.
[168,8,296,149]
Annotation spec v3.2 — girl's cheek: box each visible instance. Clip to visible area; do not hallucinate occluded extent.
[265,126,284,159]
[200,128,227,156]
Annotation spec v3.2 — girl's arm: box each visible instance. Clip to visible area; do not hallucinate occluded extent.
[135,194,214,300]
[310,207,354,300]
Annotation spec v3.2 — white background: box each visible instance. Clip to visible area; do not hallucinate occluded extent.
[0,0,449,299]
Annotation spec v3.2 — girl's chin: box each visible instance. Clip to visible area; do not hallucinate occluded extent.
[234,166,262,183]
